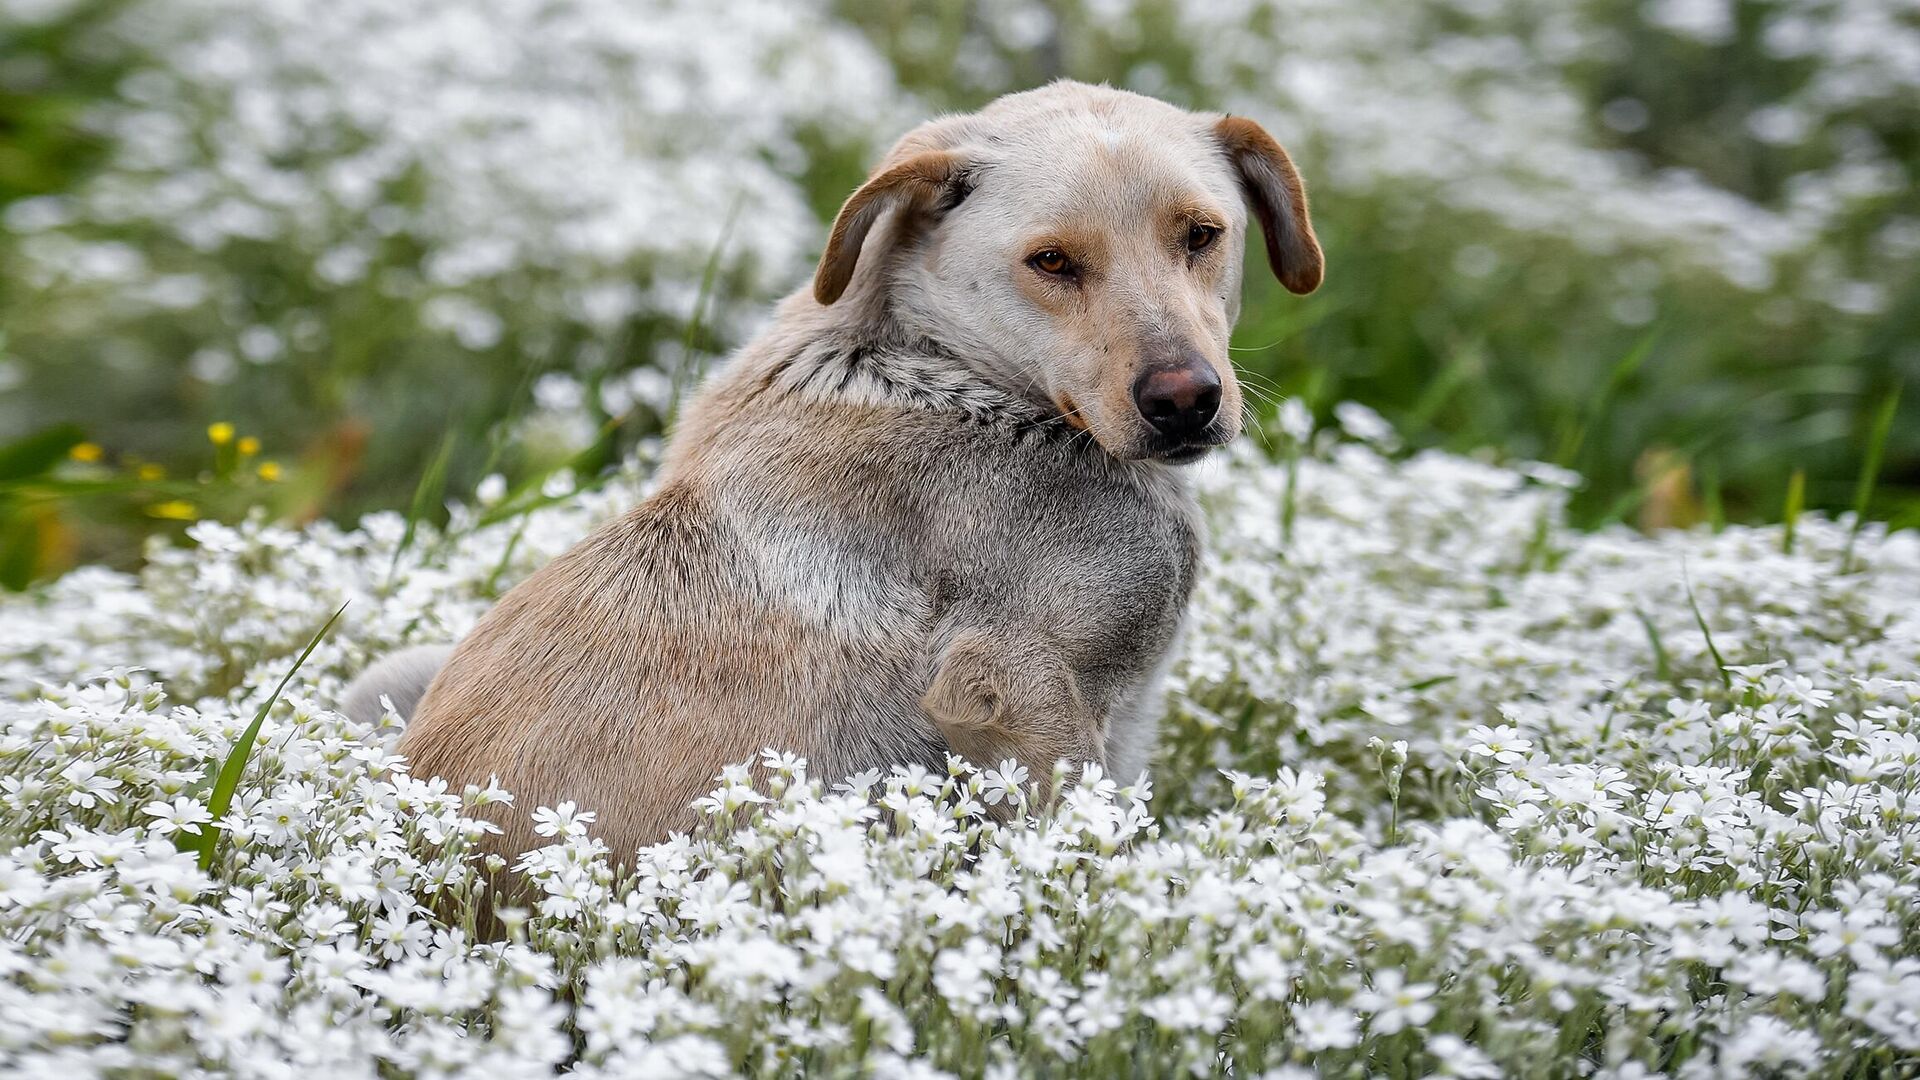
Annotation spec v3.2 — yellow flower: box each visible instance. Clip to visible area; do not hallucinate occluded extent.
[237,435,261,456]
[146,500,198,520]
[207,422,235,446]
[257,461,283,482]
[69,442,104,463]
[137,463,166,481]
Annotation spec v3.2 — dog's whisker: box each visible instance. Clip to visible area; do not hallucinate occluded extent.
[1238,381,1283,406]
[1236,384,1285,413]
[1242,401,1281,456]
[1236,370,1290,397]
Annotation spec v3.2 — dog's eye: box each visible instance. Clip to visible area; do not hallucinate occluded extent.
[1186,223,1221,253]
[1028,249,1076,278]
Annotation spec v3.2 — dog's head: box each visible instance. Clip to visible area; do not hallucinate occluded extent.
[813,81,1321,464]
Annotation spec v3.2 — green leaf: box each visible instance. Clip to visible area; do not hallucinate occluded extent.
[0,424,85,483]
[179,602,348,870]
[0,506,42,591]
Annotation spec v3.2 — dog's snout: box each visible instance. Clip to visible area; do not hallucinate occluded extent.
[1132,358,1222,438]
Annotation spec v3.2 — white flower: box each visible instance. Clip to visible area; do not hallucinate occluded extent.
[1276,398,1314,442]
[1464,724,1534,765]
[1729,951,1825,1001]
[59,759,122,808]
[141,796,211,836]
[530,801,596,838]
[1142,986,1233,1034]
[1720,1015,1823,1073]
[4,305,1920,1072]
[1293,1002,1360,1050]
[476,474,508,506]
[1429,1034,1501,1078]
[1353,969,1437,1035]
[980,759,1030,807]
[1334,402,1399,447]
[933,938,1002,1011]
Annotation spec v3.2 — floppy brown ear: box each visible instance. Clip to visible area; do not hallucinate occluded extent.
[1214,116,1322,295]
[813,149,969,305]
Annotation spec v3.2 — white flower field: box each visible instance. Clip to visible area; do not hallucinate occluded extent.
[2,417,1916,1076]
[2,0,1917,1074]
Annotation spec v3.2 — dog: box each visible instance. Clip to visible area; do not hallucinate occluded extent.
[345,81,1321,862]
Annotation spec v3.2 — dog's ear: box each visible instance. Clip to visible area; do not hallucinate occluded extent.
[1213,116,1322,295]
[814,149,970,305]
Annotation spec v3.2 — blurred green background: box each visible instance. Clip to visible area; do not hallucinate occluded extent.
[1,0,1915,587]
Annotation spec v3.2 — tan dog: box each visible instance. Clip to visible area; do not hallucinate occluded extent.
[345,81,1321,862]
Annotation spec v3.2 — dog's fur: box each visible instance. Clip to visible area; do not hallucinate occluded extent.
[346,81,1320,862]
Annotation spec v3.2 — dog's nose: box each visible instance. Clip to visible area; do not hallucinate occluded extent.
[1132,360,1222,438]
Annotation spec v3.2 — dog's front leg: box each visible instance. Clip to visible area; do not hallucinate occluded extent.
[922,628,1102,803]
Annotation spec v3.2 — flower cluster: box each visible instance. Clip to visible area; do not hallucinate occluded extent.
[953,0,1918,315]
[3,412,1916,1075]
[0,0,905,506]
[4,0,894,344]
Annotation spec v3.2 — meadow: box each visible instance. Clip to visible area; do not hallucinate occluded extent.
[1,0,1917,1075]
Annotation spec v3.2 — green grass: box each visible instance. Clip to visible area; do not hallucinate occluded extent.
[1846,385,1901,571]
[1783,469,1806,555]
[178,602,346,871]
[388,434,456,585]
[1683,567,1732,692]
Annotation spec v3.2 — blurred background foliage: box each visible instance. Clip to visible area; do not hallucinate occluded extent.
[0,0,1914,587]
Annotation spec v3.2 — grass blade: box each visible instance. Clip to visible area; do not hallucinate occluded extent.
[1701,461,1725,534]
[388,433,456,581]
[180,601,347,870]
[1404,342,1482,431]
[1781,468,1805,555]
[1554,326,1660,469]
[667,194,746,429]
[1682,566,1731,692]
[1634,607,1671,683]
[1844,384,1900,571]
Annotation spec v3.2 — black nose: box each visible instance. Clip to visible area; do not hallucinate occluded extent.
[1132,360,1222,438]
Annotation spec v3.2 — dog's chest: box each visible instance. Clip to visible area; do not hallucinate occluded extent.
[721,407,1200,693]
[944,441,1200,670]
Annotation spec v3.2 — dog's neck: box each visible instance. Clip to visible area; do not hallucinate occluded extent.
[763,330,1055,429]
[792,265,1059,414]
[881,292,1047,407]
